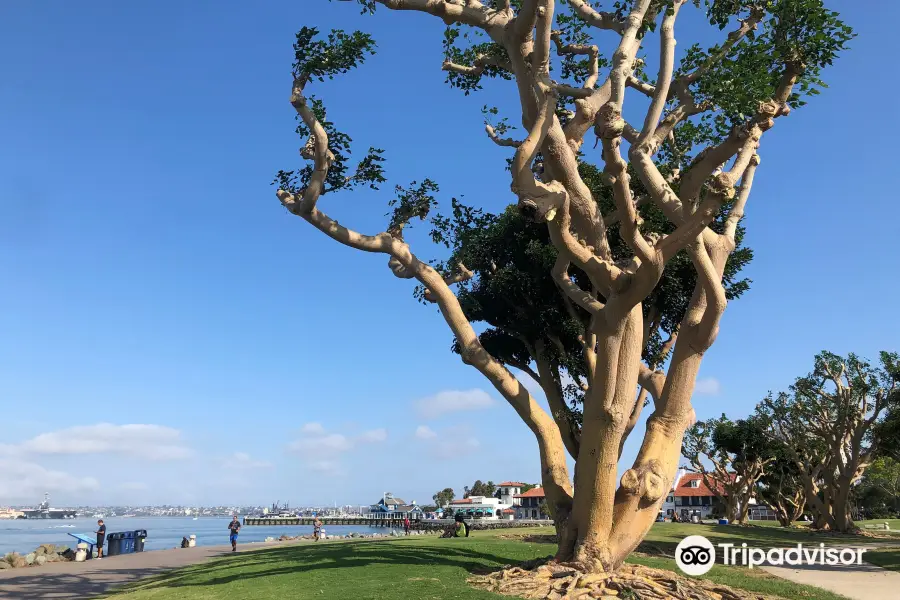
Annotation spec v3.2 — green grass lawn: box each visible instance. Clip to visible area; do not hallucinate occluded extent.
[103,527,851,600]
[863,547,900,572]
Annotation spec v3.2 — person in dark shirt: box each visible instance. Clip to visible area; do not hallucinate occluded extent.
[95,520,106,559]
[228,516,241,552]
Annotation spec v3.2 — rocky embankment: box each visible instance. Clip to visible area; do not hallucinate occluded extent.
[1,544,75,570]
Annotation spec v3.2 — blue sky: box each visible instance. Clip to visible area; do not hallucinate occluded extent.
[0,1,897,508]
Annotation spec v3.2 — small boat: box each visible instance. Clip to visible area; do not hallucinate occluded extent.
[192,517,198,520]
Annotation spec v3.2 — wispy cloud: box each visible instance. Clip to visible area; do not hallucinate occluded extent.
[413,425,480,459]
[358,428,388,443]
[300,422,325,435]
[414,389,494,419]
[0,459,99,501]
[694,377,722,396]
[9,424,192,461]
[288,433,353,453]
[414,425,437,440]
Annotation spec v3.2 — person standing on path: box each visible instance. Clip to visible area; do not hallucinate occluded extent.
[228,516,241,552]
[95,519,106,559]
[404,517,410,536]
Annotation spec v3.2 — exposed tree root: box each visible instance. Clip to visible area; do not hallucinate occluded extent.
[468,559,771,600]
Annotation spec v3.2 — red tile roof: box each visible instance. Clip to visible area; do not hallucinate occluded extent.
[450,498,473,504]
[501,509,516,514]
[514,487,545,498]
[674,473,725,497]
[498,481,526,487]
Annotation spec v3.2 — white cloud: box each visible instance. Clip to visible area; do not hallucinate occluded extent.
[358,429,387,443]
[288,433,353,453]
[414,389,494,419]
[13,424,192,461]
[0,459,99,501]
[300,422,325,435]
[414,425,437,440]
[694,377,722,396]
[223,452,273,470]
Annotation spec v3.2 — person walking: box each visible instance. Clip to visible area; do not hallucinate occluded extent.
[95,519,106,559]
[313,517,322,542]
[228,515,241,552]
[404,516,410,536]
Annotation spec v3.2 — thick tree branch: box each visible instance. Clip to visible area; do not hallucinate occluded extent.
[638,1,683,145]
[374,0,507,29]
[568,0,624,34]
[552,255,604,314]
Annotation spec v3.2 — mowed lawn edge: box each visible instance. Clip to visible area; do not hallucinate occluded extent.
[100,525,852,600]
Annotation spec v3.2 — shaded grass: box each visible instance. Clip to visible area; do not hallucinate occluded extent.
[102,527,849,600]
[863,547,900,572]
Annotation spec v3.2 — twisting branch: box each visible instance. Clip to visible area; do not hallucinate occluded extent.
[638,0,683,145]
[374,0,507,29]
[567,0,625,34]
[485,124,522,147]
[687,240,726,351]
[552,256,604,314]
[442,54,510,76]
[674,6,765,90]
[422,263,475,302]
[626,76,655,97]
[551,30,600,89]
[723,154,759,245]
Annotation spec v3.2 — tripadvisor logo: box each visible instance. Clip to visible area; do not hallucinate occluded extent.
[675,535,716,576]
[675,535,868,576]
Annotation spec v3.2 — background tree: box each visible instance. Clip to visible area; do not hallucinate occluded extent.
[278,0,852,576]
[856,457,900,518]
[433,487,456,508]
[681,414,772,523]
[761,351,899,532]
[756,445,806,527]
[464,480,497,498]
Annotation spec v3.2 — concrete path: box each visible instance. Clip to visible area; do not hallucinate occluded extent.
[0,542,281,600]
[760,544,900,600]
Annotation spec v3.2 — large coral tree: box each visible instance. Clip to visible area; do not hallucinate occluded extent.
[760,351,899,532]
[277,0,852,572]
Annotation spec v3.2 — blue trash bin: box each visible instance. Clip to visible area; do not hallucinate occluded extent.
[120,531,135,554]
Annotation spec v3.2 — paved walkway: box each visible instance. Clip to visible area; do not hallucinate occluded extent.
[0,542,281,600]
[760,543,900,600]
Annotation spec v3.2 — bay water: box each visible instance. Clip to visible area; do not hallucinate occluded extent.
[0,516,390,555]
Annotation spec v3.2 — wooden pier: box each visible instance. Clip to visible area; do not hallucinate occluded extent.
[242,517,419,527]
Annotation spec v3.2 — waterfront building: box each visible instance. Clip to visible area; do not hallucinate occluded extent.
[514,487,549,519]
[365,494,423,519]
[448,496,507,519]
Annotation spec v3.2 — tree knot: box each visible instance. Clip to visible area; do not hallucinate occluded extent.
[707,172,735,198]
[594,103,625,139]
[621,461,667,501]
